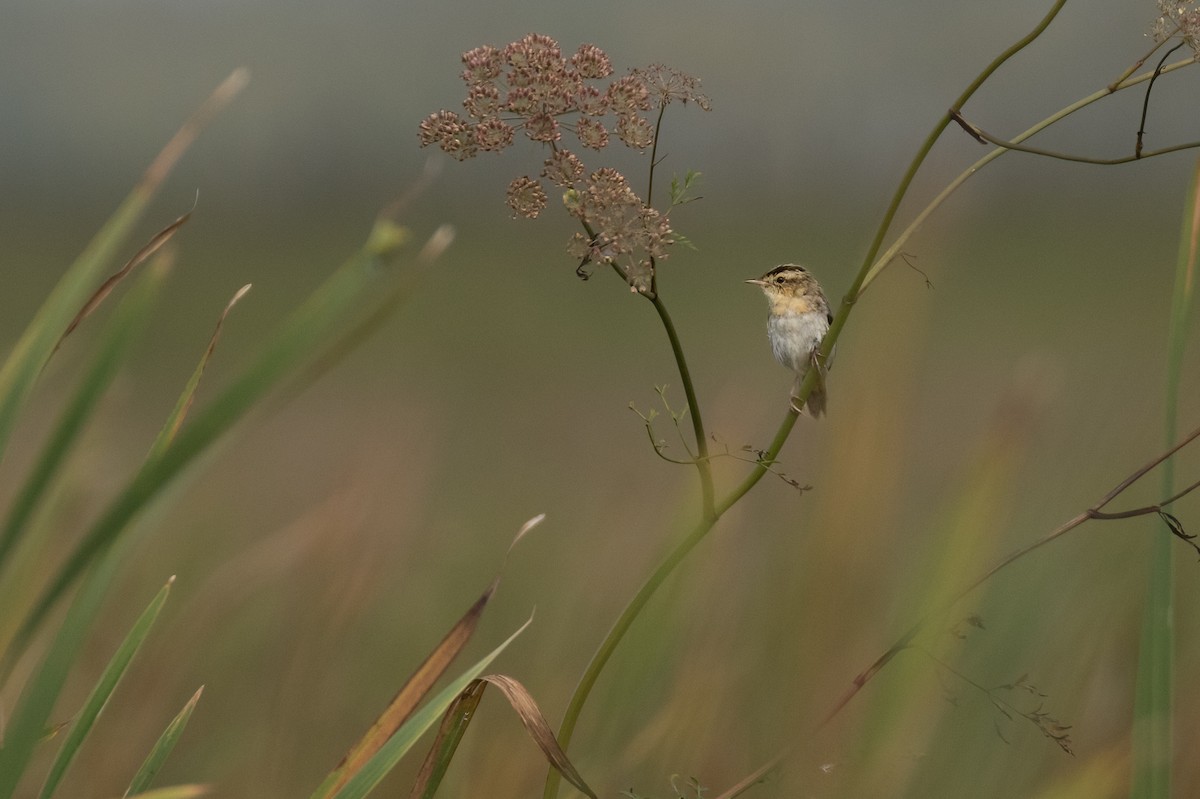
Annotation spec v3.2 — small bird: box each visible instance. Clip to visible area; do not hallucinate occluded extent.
[746,264,833,416]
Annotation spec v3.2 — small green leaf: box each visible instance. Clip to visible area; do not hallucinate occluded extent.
[123,686,204,798]
[36,578,174,799]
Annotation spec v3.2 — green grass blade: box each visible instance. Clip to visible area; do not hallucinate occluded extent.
[0,262,167,574]
[36,578,173,799]
[146,283,251,461]
[1131,157,1199,798]
[408,681,487,799]
[0,71,245,465]
[123,686,204,798]
[124,786,209,799]
[320,615,531,799]
[6,219,436,669]
[0,548,127,797]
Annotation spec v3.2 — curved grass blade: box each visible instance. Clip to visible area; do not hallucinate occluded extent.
[410,674,596,799]
[0,546,130,797]
[311,589,494,799]
[0,260,167,576]
[0,70,246,466]
[124,786,209,799]
[53,210,191,356]
[148,283,251,460]
[318,615,532,799]
[7,220,443,669]
[1131,155,1200,799]
[123,686,204,798]
[36,578,173,799]
[407,681,486,799]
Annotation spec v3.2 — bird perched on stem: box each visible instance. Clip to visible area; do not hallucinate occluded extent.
[746,263,833,417]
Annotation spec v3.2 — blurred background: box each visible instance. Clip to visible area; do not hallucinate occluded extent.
[2,1,1199,796]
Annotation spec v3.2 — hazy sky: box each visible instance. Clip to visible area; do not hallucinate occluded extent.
[2,0,1186,219]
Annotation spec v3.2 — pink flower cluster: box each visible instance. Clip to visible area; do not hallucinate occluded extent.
[418,34,710,294]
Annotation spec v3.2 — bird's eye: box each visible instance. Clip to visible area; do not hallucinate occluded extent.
[774,276,785,284]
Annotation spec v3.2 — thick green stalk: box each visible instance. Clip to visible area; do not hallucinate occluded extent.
[1131,156,1199,798]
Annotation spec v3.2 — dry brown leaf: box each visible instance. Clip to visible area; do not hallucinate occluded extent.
[55,211,190,351]
[408,673,596,799]
[319,514,545,798]
[478,674,596,798]
[319,588,494,798]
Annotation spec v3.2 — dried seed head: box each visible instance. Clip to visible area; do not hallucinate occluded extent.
[541,149,585,187]
[570,43,614,79]
[574,117,609,150]
[464,83,501,119]
[1155,0,1200,55]
[575,84,608,116]
[615,114,654,150]
[507,176,548,218]
[523,113,561,143]
[417,110,478,160]
[606,74,651,114]
[635,64,712,110]
[474,117,515,151]
[461,45,502,84]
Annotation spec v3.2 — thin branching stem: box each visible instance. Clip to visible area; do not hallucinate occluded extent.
[1109,25,1178,90]
[817,420,1200,730]
[641,103,715,514]
[549,5,1093,797]
[952,110,1200,165]
[860,55,1197,292]
[712,423,1200,798]
[724,2,1075,509]
[576,217,715,514]
[646,104,668,215]
[1138,42,1187,156]
[647,293,716,516]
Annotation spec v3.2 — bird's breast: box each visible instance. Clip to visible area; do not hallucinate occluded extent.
[767,311,829,372]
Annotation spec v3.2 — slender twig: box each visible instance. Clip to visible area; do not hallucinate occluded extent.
[574,152,716,517]
[647,293,716,517]
[919,649,1075,754]
[1108,26,1177,91]
[817,420,1200,730]
[732,0,1074,509]
[712,422,1200,798]
[646,105,668,214]
[1138,42,1187,157]
[859,56,1197,292]
[640,102,716,515]
[950,109,1200,164]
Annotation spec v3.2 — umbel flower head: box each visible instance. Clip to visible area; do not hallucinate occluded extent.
[1154,0,1200,56]
[418,34,628,158]
[418,34,710,294]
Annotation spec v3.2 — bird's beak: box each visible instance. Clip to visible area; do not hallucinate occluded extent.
[745,278,765,286]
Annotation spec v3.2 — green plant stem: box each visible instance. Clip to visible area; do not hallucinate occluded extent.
[543,6,1072,798]
[580,215,715,516]
[643,104,715,514]
[646,104,668,226]
[647,293,715,518]
[1131,156,1199,799]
